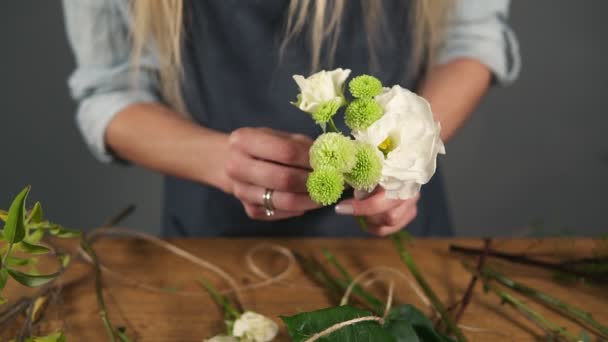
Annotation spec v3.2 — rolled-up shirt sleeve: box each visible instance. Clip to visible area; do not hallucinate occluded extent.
[62,0,160,163]
[437,0,521,86]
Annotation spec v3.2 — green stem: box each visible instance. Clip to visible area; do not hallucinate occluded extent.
[321,248,384,314]
[390,233,467,342]
[80,235,116,342]
[327,118,340,133]
[481,266,608,339]
[485,283,578,341]
[295,253,344,304]
[198,278,240,320]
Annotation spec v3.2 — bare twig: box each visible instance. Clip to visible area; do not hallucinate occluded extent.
[449,245,607,283]
[453,239,491,323]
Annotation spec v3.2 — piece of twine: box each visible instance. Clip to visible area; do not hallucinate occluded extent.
[78,226,506,339]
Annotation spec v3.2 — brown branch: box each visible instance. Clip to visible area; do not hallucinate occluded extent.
[453,238,491,323]
[449,245,607,283]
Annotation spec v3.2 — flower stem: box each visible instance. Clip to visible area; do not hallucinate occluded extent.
[198,278,240,320]
[390,233,467,342]
[480,266,608,339]
[321,248,384,314]
[327,118,340,133]
[80,235,116,342]
[484,283,578,341]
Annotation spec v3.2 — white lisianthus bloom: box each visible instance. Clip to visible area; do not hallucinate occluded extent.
[232,311,278,342]
[292,68,351,122]
[353,85,446,199]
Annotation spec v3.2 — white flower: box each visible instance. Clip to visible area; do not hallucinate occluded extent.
[353,85,446,199]
[232,311,278,342]
[292,68,351,114]
[205,335,239,342]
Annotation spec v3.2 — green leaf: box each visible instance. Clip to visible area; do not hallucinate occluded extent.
[0,230,4,241]
[3,186,31,244]
[7,268,58,287]
[16,241,51,255]
[384,305,453,342]
[27,202,44,224]
[0,268,8,290]
[281,305,395,342]
[0,210,8,222]
[58,254,71,268]
[28,331,66,342]
[49,226,81,238]
[6,255,32,266]
[25,228,45,244]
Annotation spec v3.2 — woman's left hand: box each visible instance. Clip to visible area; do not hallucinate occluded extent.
[334,189,419,236]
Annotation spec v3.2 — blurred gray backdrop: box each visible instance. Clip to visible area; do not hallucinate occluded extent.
[1,1,606,236]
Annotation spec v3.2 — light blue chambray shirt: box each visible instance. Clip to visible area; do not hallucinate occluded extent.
[63,0,521,163]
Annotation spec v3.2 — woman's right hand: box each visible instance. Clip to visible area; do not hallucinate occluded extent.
[226,127,321,221]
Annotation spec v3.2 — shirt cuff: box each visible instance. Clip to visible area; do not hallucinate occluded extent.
[436,19,521,86]
[76,90,159,163]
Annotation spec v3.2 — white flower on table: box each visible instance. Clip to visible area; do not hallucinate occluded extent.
[232,311,278,342]
[353,85,445,200]
[292,68,351,125]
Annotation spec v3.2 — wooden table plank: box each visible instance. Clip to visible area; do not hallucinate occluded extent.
[3,238,607,341]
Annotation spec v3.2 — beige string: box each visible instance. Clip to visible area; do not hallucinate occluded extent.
[77,227,309,308]
[304,316,385,342]
[340,266,429,310]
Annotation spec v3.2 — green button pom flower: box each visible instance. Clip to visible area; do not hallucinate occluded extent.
[312,99,342,126]
[345,142,384,192]
[309,133,356,172]
[307,168,345,205]
[349,74,383,98]
[345,98,383,131]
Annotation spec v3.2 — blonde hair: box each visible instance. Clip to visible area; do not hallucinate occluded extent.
[131,0,452,113]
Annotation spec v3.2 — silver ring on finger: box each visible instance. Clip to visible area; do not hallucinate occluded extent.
[263,188,275,217]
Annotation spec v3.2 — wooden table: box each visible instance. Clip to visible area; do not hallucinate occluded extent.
[3,238,607,341]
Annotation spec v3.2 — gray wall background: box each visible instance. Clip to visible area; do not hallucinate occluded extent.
[1,1,606,236]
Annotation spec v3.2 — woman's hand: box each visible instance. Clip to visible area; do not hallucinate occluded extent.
[226,127,321,221]
[335,189,419,236]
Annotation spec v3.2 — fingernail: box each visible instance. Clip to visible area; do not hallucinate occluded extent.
[354,190,371,200]
[335,203,354,215]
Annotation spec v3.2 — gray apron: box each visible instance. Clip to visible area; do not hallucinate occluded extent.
[162,0,452,237]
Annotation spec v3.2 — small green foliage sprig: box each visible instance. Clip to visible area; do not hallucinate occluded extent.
[0,187,80,304]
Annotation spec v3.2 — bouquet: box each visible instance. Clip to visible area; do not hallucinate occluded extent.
[292,69,445,206]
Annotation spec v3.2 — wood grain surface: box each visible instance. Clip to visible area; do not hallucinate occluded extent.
[2,237,607,341]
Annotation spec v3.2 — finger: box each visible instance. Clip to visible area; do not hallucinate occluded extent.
[335,189,417,217]
[367,205,418,237]
[366,201,417,227]
[259,128,314,145]
[226,152,309,192]
[229,128,311,168]
[232,181,320,211]
[242,202,305,221]
[354,188,373,200]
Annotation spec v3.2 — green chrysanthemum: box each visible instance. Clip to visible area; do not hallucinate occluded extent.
[312,99,342,125]
[309,133,356,172]
[349,75,383,98]
[345,98,383,131]
[307,168,345,206]
[345,143,383,191]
